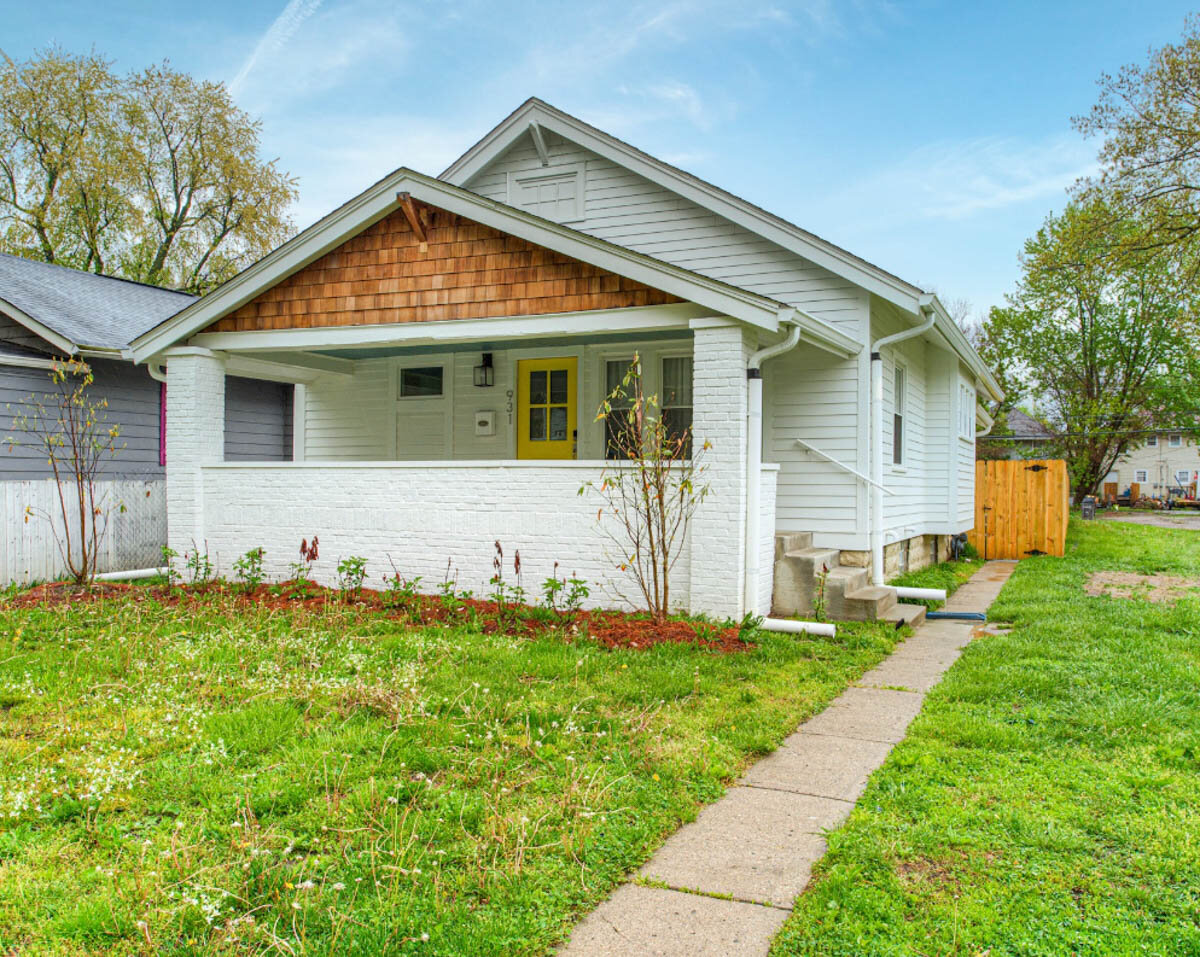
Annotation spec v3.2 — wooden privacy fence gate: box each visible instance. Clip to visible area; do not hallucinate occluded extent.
[968,459,1069,559]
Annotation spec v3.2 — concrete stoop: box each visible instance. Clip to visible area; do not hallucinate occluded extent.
[772,532,926,626]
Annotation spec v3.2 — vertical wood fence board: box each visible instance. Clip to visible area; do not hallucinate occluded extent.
[967,459,1068,559]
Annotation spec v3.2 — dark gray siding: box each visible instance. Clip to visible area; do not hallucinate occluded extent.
[0,311,55,353]
[2,363,293,480]
[225,377,294,462]
[2,356,163,480]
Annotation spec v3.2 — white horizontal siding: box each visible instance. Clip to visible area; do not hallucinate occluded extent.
[763,345,863,538]
[303,359,394,459]
[300,339,692,463]
[873,300,930,539]
[464,130,868,334]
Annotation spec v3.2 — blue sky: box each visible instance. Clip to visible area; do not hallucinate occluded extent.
[3,0,1195,315]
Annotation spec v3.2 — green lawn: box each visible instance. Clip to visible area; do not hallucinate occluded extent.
[0,591,901,955]
[773,518,1200,955]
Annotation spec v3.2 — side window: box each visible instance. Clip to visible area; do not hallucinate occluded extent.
[958,382,975,438]
[1169,433,1183,448]
[1134,469,1148,483]
[892,364,906,465]
[1147,434,1158,447]
[661,356,694,458]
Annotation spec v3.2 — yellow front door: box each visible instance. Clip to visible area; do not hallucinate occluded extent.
[516,357,577,459]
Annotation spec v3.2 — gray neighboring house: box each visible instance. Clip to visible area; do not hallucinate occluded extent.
[0,253,293,581]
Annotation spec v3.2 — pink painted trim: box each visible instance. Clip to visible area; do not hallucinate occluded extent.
[159,381,167,467]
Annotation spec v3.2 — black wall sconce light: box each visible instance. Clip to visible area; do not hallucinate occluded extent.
[473,352,494,387]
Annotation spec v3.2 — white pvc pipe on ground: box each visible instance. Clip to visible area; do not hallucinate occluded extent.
[893,586,947,601]
[93,567,166,582]
[761,617,837,638]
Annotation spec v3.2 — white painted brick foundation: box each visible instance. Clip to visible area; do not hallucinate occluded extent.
[197,462,694,612]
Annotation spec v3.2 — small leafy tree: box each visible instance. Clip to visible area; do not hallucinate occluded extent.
[6,359,124,586]
[580,355,709,621]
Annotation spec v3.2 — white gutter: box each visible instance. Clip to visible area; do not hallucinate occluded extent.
[870,298,936,586]
[745,308,800,616]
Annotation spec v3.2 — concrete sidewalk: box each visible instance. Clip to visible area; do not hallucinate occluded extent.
[560,560,1017,956]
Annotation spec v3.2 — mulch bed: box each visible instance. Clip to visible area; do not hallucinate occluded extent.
[4,580,751,653]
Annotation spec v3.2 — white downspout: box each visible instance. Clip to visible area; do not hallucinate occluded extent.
[745,308,800,615]
[870,298,936,586]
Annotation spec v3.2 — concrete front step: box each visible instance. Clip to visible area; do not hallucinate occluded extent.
[836,584,898,621]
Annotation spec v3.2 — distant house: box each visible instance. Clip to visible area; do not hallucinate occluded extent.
[1106,431,1200,501]
[0,253,295,582]
[979,408,1055,460]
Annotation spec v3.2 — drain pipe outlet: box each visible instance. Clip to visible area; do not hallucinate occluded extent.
[870,299,936,586]
[746,309,800,616]
[761,617,837,638]
[894,586,947,602]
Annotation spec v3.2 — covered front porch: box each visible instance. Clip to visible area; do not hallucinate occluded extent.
[164,309,779,617]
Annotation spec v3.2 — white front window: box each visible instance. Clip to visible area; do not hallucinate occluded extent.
[892,363,906,466]
[1169,433,1183,448]
[1147,434,1158,447]
[507,163,585,222]
[1135,469,1148,483]
[661,356,694,457]
[1176,469,1191,485]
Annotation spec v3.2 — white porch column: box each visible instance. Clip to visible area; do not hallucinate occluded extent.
[165,347,226,560]
[689,318,755,619]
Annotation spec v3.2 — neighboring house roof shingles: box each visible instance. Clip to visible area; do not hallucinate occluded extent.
[1006,409,1054,440]
[0,252,196,352]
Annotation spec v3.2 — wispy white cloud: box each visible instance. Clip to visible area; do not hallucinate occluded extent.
[228,0,323,97]
[838,134,1098,224]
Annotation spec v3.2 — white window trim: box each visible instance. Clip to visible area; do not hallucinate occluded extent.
[1169,433,1183,448]
[1134,469,1148,483]
[506,161,586,223]
[1147,434,1158,447]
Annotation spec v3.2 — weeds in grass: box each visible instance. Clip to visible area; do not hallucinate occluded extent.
[337,555,368,602]
[232,546,265,592]
[184,540,214,585]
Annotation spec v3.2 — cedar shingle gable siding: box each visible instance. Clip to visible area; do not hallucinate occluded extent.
[204,202,682,333]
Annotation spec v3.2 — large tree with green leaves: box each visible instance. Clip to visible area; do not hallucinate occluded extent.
[984,200,1200,503]
[0,48,297,293]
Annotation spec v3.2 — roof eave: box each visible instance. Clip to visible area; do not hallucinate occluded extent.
[130,169,788,363]
[0,295,78,356]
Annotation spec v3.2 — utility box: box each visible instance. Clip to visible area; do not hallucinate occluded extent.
[474,410,496,436]
[1081,496,1096,520]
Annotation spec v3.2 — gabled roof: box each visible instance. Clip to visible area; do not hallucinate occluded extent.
[131,167,861,362]
[441,98,1003,401]
[442,97,927,311]
[0,252,196,353]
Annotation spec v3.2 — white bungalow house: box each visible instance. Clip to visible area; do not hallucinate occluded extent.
[128,99,1000,621]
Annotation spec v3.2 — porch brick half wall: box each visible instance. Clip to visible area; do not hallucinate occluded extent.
[690,321,754,619]
[165,348,226,557]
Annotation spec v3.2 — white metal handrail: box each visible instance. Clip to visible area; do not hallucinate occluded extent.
[794,439,894,495]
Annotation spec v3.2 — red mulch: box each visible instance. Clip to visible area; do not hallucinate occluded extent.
[4,580,750,653]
